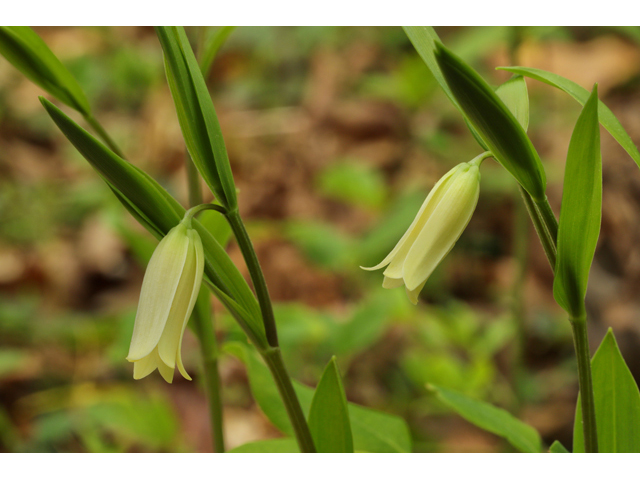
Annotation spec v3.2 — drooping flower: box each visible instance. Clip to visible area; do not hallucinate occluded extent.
[127,221,204,383]
[362,160,481,304]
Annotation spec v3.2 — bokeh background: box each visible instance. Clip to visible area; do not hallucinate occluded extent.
[1,26,640,453]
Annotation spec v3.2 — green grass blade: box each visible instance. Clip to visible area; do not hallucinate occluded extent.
[0,26,90,115]
[307,357,353,453]
[429,384,543,453]
[573,329,640,452]
[230,438,299,453]
[156,26,238,211]
[495,75,529,131]
[499,66,640,169]
[553,85,601,318]
[435,43,546,201]
[199,26,237,77]
[549,440,570,453]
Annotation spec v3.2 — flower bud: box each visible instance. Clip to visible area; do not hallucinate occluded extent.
[362,161,480,304]
[127,221,204,383]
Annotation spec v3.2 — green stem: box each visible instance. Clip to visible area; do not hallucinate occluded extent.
[84,114,126,159]
[262,347,316,453]
[519,187,556,269]
[534,196,559,255]
[225,210,279,347]
[186,153,225,453]
[192,298,226,453]
[570,317,599,453]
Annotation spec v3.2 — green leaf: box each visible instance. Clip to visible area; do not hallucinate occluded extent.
[225,342,412,452]
[429,384,542,453]
[199,26,237,77]
[230,438,299,453]
[499,66,640,169]
[308,357,353,453]
[553,85,601,318]
[155,26,237,210]
[573,329,640,453]
[40,97,266,348]
[435,43,547,202]
[402,26,488,151]
[549,440,570,453]
[0,27,90,115]
[495,75,529,131]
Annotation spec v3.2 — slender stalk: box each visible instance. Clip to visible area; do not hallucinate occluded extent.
[84,113,126,159]
[262,347,316,453]
[570,317,599,453]
[534,197,559,253]
[186,154,225,453]
[192,300,226,453]
[519,186,556,268]
[225,210,279,347]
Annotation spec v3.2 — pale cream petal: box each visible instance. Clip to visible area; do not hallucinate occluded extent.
[403,165,480,291]
[157,358,174,384]
[406,279,427,305]
[382,166,463,279]
[361,165,461,273]
[382,275,405,289]
[127,224,190,361]
[132,349,159,380]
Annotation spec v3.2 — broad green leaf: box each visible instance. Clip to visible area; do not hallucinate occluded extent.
[199,26,237,77]
[308,357,353,453]
[156,26,237,210]
[230,438,299,453]
[402,26,488,151]
[435,43,547,202]
[40,98,266,348]
[495,75,529,131]
[225,342,412,452]
[573,329,640,453]
[429,384,542,453]
[499,66,640,169]
[553,86,601,318]
[0,26,90,115]
[549,440,570,453]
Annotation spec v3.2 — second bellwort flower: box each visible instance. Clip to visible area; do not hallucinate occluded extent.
[126,220,204,383]
[362,159,482,304]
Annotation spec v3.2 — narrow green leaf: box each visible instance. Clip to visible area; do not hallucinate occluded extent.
[230,438,299,453]
[495,75,529,131]
[549,440,570,453]
[499,66,640,169]
[40,97,265,348]
[156,26,237,210]
[573,329,640,453]
[553,85,601,318]
[429,384,542,453]
[402,26,488,151]
[225,342,412,452]
[199,26,237,77]
[308,357,353,453]
[0,26,90,115]
[435,43,547,202]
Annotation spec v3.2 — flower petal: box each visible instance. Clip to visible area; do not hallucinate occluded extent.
[382,275,404,289]
[361,165,461,273]
[133,349,160,380]
[403,165,480,291]
[127,224,190,361]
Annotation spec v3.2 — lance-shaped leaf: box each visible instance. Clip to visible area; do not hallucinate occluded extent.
[0,27,90,116]
[553,85,601,318]
[435,42,547,202]
[40,97,266,348]
[495,74,529,132]
[308,357,353,453]
[499,66,640,169]
[573,329,640,453]
[155,26,237,211]
[402,26,489,151]
[199,26,237,77]
[428,384,543,453]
